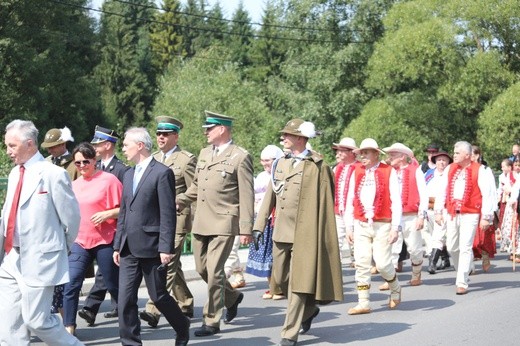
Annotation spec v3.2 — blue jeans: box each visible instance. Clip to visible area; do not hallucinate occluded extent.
[63,243,119,327]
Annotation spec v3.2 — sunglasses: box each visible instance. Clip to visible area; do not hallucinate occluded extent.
[156,132,174,137]
[74,160,92,167]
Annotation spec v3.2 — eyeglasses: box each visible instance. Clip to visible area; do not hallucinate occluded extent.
[156,132,174,137]
[74,160,92,167]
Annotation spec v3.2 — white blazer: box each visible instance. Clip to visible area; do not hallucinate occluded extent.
[0,152,80,286]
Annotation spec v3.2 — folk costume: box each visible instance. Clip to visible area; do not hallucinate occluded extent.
[434,160,495,291]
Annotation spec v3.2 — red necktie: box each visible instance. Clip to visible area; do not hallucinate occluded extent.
[4,165,25,254]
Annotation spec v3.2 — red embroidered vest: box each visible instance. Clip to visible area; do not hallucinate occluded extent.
[334,162,356,214]
[353,163,392,222]
[401,164,420,213]
[446,162,482,216]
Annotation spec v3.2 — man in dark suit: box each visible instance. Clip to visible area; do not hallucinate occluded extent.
[139,116,196,328]
[113,127,189,346]
[78,125,129,325]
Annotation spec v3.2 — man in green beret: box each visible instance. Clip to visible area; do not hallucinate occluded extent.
[139,116,196,327]
[253,119,343,346]
[176,110,254,337]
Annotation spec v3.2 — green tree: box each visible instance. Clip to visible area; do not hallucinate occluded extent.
[96,0,157,131]
[227,2,253,68]
[204,2,229,45]
[478,82,520,166]
[0,0,102,141]
[152,47,281,170]
[180,0,206,57]
[149,0,184,72]
[247,0,287,82]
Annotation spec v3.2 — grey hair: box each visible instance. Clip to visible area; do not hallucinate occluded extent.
[454,141,472,155]
[125,127,152,152]
[6,119,39,144]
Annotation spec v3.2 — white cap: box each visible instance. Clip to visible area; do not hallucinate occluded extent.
[261,145,284,160]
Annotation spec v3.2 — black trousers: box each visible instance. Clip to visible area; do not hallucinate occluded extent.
[83,268,117,314]
[118,248,189,345]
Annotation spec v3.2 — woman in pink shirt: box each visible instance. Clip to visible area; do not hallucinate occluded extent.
[63,142,122,335]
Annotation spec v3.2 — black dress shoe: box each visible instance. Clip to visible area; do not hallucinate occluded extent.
[194,324,220,337]
[299,307,320,334]
[278,338,297,346]
[224,292,243,324]
[139,310,159,328]
[78,308,96,326]
[175,319,190,346]
[103,309,118,318]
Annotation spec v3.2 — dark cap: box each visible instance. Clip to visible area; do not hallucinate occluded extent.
[431,150,453,164]
[91,125,119,144]
[156,116,183,133]
[41,127,74,148]
[425,143,440,153]
[202,110,234,128]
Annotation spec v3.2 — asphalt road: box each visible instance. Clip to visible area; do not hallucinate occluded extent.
[33,251,520,345]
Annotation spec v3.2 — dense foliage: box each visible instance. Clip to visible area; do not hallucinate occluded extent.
[1,0,520,179]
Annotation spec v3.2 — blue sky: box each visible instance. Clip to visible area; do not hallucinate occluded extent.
[90,0,265,22]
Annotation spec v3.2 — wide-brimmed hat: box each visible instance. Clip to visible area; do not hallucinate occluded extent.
[41,127,74,148]
[332,137,357,150]
[280,118,317,138]
[156,116,183,133]
[353,138,385,154]
[431,150,453,164]
[91,125,119,144]
[383,143,414,158]
[202,110,234,128]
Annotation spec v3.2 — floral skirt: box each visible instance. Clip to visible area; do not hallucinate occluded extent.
[245,219,274,278]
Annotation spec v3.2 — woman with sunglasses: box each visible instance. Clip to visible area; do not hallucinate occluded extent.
[62,142,123,336]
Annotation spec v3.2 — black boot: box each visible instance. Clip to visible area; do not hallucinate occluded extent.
[437,246,450,270]
[428,248,441,274]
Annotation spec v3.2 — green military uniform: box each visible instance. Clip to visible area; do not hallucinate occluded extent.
[145,146,197,317]
[254,119,343,344]
[177,112,254,329]
[45,153,79,181]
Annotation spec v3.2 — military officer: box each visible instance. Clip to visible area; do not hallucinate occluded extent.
[138,116,196,328]
[78,125,129,325]
[176,111,254,337]
[253,119,343,346]
[41,127,79,181]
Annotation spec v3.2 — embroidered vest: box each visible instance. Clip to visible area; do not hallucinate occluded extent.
[446,162,482,216]
[353,163,392,222]
[401,165,420,213]
[334,162,356,215]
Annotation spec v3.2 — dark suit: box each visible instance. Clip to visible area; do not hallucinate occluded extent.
[114,158,188,345]
[83,156,129,315]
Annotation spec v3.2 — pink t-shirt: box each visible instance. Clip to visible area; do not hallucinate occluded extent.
[72,170,123,249]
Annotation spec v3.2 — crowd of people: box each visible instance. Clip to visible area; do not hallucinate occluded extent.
[0,115,519,346]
